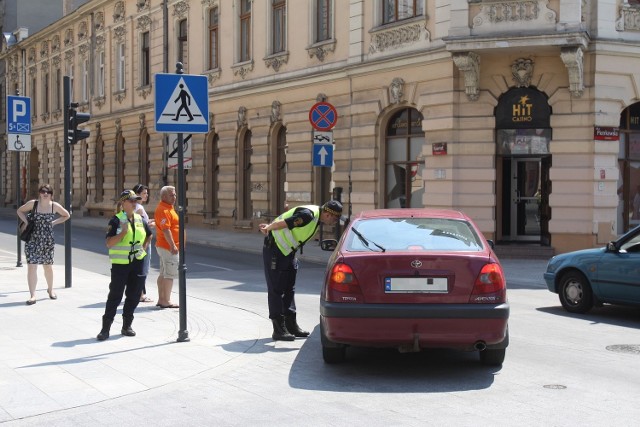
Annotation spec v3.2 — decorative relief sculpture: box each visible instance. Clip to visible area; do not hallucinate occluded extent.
[265,53,289,72]
[28,48,36,64]
[40,41,49,58]
[79,44,89,58]
[52,35,60,52]
[452,52,481,101]
[64,28,73,46]
[209,112,215,131]
[78,21,88,40]
[233,61,254,79]
[114,26,126,41]
[237,106,248,129]
[369,23,430,53]
[307,43,335,62]
[511,58,534,87]
[560,46,584,98]
[206,69,221,86]
[139,113,146,129]
[316,93,328,103]
[173,1,189,18]
[270,101,281,124]
[137,15,151,31]
[95,12,105,31]
[40,61,49,72]
[113,1,125,23]
[201,0,218,8]
[96,35,105,47]
[137,0,150,12]
[472,0,556,29]
[52,56,61,68]
[389,78,405,104]
[65,50,74,61]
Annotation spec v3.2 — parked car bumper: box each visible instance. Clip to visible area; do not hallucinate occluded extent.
[320,300,509,348]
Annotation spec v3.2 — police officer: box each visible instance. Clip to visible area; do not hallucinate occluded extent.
[259,200,343,341]
[97,190,152,341]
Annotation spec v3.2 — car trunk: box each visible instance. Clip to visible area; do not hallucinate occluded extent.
[343,251,491,304]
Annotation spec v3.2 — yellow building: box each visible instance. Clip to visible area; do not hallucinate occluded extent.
[2,0,640,255]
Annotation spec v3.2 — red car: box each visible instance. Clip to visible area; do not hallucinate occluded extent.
[320,209,509,365]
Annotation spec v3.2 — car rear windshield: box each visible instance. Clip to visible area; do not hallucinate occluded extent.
[345,217,484,252]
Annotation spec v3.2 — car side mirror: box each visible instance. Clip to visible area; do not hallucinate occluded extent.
[486,239,495,249]
[606,242,617,252]
[320,239,338,251]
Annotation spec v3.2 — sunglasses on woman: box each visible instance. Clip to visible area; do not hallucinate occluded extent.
[39,189,53,195]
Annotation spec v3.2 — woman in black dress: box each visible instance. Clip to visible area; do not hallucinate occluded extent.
[16,184,70,305]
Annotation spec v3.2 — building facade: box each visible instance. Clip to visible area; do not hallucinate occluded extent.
[2,0,640,254]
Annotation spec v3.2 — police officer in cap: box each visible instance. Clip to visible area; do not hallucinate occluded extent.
[97,190,152,341]
[260,200,343,341]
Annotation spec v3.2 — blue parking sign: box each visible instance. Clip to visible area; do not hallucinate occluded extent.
[7,96,31,134]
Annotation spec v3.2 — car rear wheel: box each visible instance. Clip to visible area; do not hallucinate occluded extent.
[479,348,505,366]
[558,271,593,314]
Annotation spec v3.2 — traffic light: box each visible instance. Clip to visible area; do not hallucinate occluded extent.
[68,103,90,145]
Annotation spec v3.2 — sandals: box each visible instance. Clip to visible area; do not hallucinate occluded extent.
[26,299,36,305]
[158,303,179,309]
[140,296,153,303]
[48,292,57,300]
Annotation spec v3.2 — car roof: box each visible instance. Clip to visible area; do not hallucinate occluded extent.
[353,209,470,221]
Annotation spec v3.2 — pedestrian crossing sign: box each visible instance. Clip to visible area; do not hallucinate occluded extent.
[154,73,209,134]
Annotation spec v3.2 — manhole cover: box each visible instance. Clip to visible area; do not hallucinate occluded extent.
[543,384,567,390]
[606,344,640,354]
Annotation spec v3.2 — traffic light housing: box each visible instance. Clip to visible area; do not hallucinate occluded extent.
[68,103,90,145]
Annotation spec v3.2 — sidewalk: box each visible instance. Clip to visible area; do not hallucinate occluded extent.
[0,207,549,423]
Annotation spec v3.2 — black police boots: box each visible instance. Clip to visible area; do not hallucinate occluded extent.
[96,316,113,341]
[121,316,136,337]
[285,312,310,338]
[272,316,295,341]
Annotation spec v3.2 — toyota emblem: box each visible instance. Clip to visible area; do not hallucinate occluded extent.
[410,260,422,268]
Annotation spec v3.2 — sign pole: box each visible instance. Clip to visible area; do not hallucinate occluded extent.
[175,62,189,343]
[63,76,72,288]
[11,90,23,267]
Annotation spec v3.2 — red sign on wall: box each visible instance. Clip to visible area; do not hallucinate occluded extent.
[594,126,619,141]
[432,142,447,156]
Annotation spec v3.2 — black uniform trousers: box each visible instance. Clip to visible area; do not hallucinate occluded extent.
[263,235,298,319]
[102,258,144,322]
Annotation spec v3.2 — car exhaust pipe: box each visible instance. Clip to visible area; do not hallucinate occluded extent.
[398,333,421,353]
[474,341,487,351]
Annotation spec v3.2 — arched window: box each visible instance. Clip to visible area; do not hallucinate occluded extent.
[384,108,424,208]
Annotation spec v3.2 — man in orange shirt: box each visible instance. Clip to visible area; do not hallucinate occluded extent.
[154,186,180,308]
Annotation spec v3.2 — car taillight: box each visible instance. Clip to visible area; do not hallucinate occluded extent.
[469,263,506,303]
[327,263,362,302]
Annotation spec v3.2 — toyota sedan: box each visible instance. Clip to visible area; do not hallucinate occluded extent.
[319,209,509,366]
[544,225,640,313]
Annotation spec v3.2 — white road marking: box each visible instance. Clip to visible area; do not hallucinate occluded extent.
[194,262,232,271]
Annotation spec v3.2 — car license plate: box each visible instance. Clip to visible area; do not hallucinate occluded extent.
[384,277,448,293]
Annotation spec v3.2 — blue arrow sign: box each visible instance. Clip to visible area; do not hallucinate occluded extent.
[155,73,209,133]
[7,96,31,134]
[313,143,333,167]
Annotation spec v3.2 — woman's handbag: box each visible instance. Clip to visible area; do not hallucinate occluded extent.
[20,201,38,242]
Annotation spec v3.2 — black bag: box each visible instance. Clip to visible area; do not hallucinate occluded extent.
[20,201,38,242]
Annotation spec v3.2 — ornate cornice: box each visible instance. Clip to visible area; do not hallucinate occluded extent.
[173,1,190,19]
[137,15,152,31]
[232,61,254,79]
[560,46,584,98]
[201,0,218,8]
[369,22,430,54]
[264,52,289,72]
[452,52,481,101]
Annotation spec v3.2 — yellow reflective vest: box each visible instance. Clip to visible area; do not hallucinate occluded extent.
[271,205,319,256]
[109,212,148,264]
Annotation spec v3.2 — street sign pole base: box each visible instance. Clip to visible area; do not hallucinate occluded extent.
[177,331,190,342]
